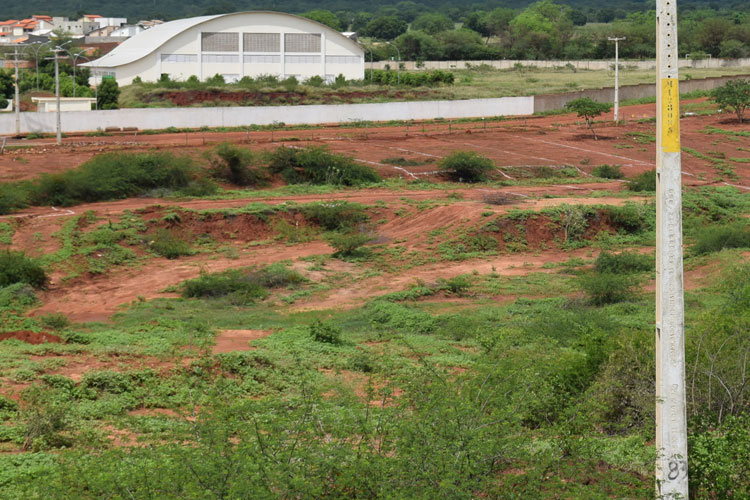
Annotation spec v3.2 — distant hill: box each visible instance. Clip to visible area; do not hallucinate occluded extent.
[2,0,746,23]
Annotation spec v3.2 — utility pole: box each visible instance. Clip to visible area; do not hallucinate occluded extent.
[655,0,688,498]
[13,45,21,137]
[54,48,62,145]
[608,37,626,123]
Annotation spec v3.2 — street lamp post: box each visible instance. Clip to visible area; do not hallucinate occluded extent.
[386,42,401,85]
[64,49,88,98]
[608,36,626,123]
[27,41,49,90]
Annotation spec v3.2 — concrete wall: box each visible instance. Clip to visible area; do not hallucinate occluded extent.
[533,73,750,113]
[0,96,534,135]
[371,58,750,71]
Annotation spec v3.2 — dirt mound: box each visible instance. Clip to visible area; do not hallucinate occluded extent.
[0,331,63,344]
[213,330,273,353]
[145,208,278,243]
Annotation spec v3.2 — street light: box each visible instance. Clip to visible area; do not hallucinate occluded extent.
[47,41,70,146]
[63,48,89,97]
[363,44,374,81]
[608,36,626,122]
[385,41,400,85]
[26,41,49,90]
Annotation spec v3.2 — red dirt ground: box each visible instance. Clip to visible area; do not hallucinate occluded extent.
[212,330,273,354]
[0,331,62,344]
[1,100,748,188]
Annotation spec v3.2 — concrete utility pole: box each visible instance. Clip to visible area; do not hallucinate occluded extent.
[13,45,21,137]
[655,0,688,498]
[608,37,626,122]
[53,48,62,145]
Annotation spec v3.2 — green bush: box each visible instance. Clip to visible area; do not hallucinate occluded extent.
[326,232,373,257]
[627,169,656,192]
[182,264,304,303]
[0,251,47,288]
[268,146,380,186]
[365,69,455,86]
[594,251,652,274]
[592,164,624,179]
[366,301,437,335]
[149,229,193,259]
[605,203,654,234]
[691,223,750,255]
[579,271,641,305]
[309,320,343,345]
[0,183,30,215]
[299,202,369,231]
[438,151,495,182]
[30,152,200,206]
[690,414,750,498]
[39,313,71,331]
[205,143,267,186]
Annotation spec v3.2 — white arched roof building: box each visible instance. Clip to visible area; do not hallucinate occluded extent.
[82,12,365,85]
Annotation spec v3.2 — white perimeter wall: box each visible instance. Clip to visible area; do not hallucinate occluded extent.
[0,96,533,135]
[371,58,750,71]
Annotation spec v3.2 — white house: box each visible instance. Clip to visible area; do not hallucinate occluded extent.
[81,11,365,85]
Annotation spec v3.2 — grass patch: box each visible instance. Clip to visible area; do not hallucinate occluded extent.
[182,263,305,304]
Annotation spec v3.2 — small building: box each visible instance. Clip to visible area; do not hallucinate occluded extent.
[32,97,97,112]
[82,11,365,85]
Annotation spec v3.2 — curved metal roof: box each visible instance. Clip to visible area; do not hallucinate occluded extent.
[83,11,363,69]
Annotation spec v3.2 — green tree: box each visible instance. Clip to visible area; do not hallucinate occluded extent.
[395,31,443,60]
[436,29,498,59]
[711,79,750,123]
[411,13,454,35]
[510,0,574,59]
[97,78,120,110]
[364,16,408,40]
[301,9,342,31]
[565,97,611,140]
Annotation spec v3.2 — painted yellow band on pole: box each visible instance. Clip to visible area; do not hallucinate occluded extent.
[661,78,681,153]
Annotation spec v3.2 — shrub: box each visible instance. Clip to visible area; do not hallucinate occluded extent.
[182,264,304,303]
[0,182,30,215]
[268,146,380,186]
[594,251,653,274]
[691,223,750,255]
[605,203,654,234]
[627,169,656,191]
[39,313,71,330]
[578,271,641,306]
[366,301,437,335]
[299,202,369,231]
[205,143,267,186]
[592,164,624,179]
[0,251,47,288]
[326,232,373,256]
[690,414,750,498]
[303,75,324,87]
[438,151,495,182]
[309,320,343,345]
[30,152,199,206]
[149,229,193,259]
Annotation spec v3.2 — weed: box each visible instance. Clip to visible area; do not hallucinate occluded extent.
[326,232,374,257]
[268,146,380,186]
[595,251,653,274]
[205,143,267,186]
[691,223,750,255]
[627,170,656,192]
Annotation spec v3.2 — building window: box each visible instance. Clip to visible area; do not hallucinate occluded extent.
[202,54,240,63]
[161,54,198,63]
[243,33,280,52]
[201,32,239,52]
[285,55,321,64]
[244,55,281,64]
[325,55,361,64]
[284,33,321,53]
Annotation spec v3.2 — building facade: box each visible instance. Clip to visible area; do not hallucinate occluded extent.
[83,12,365,85]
